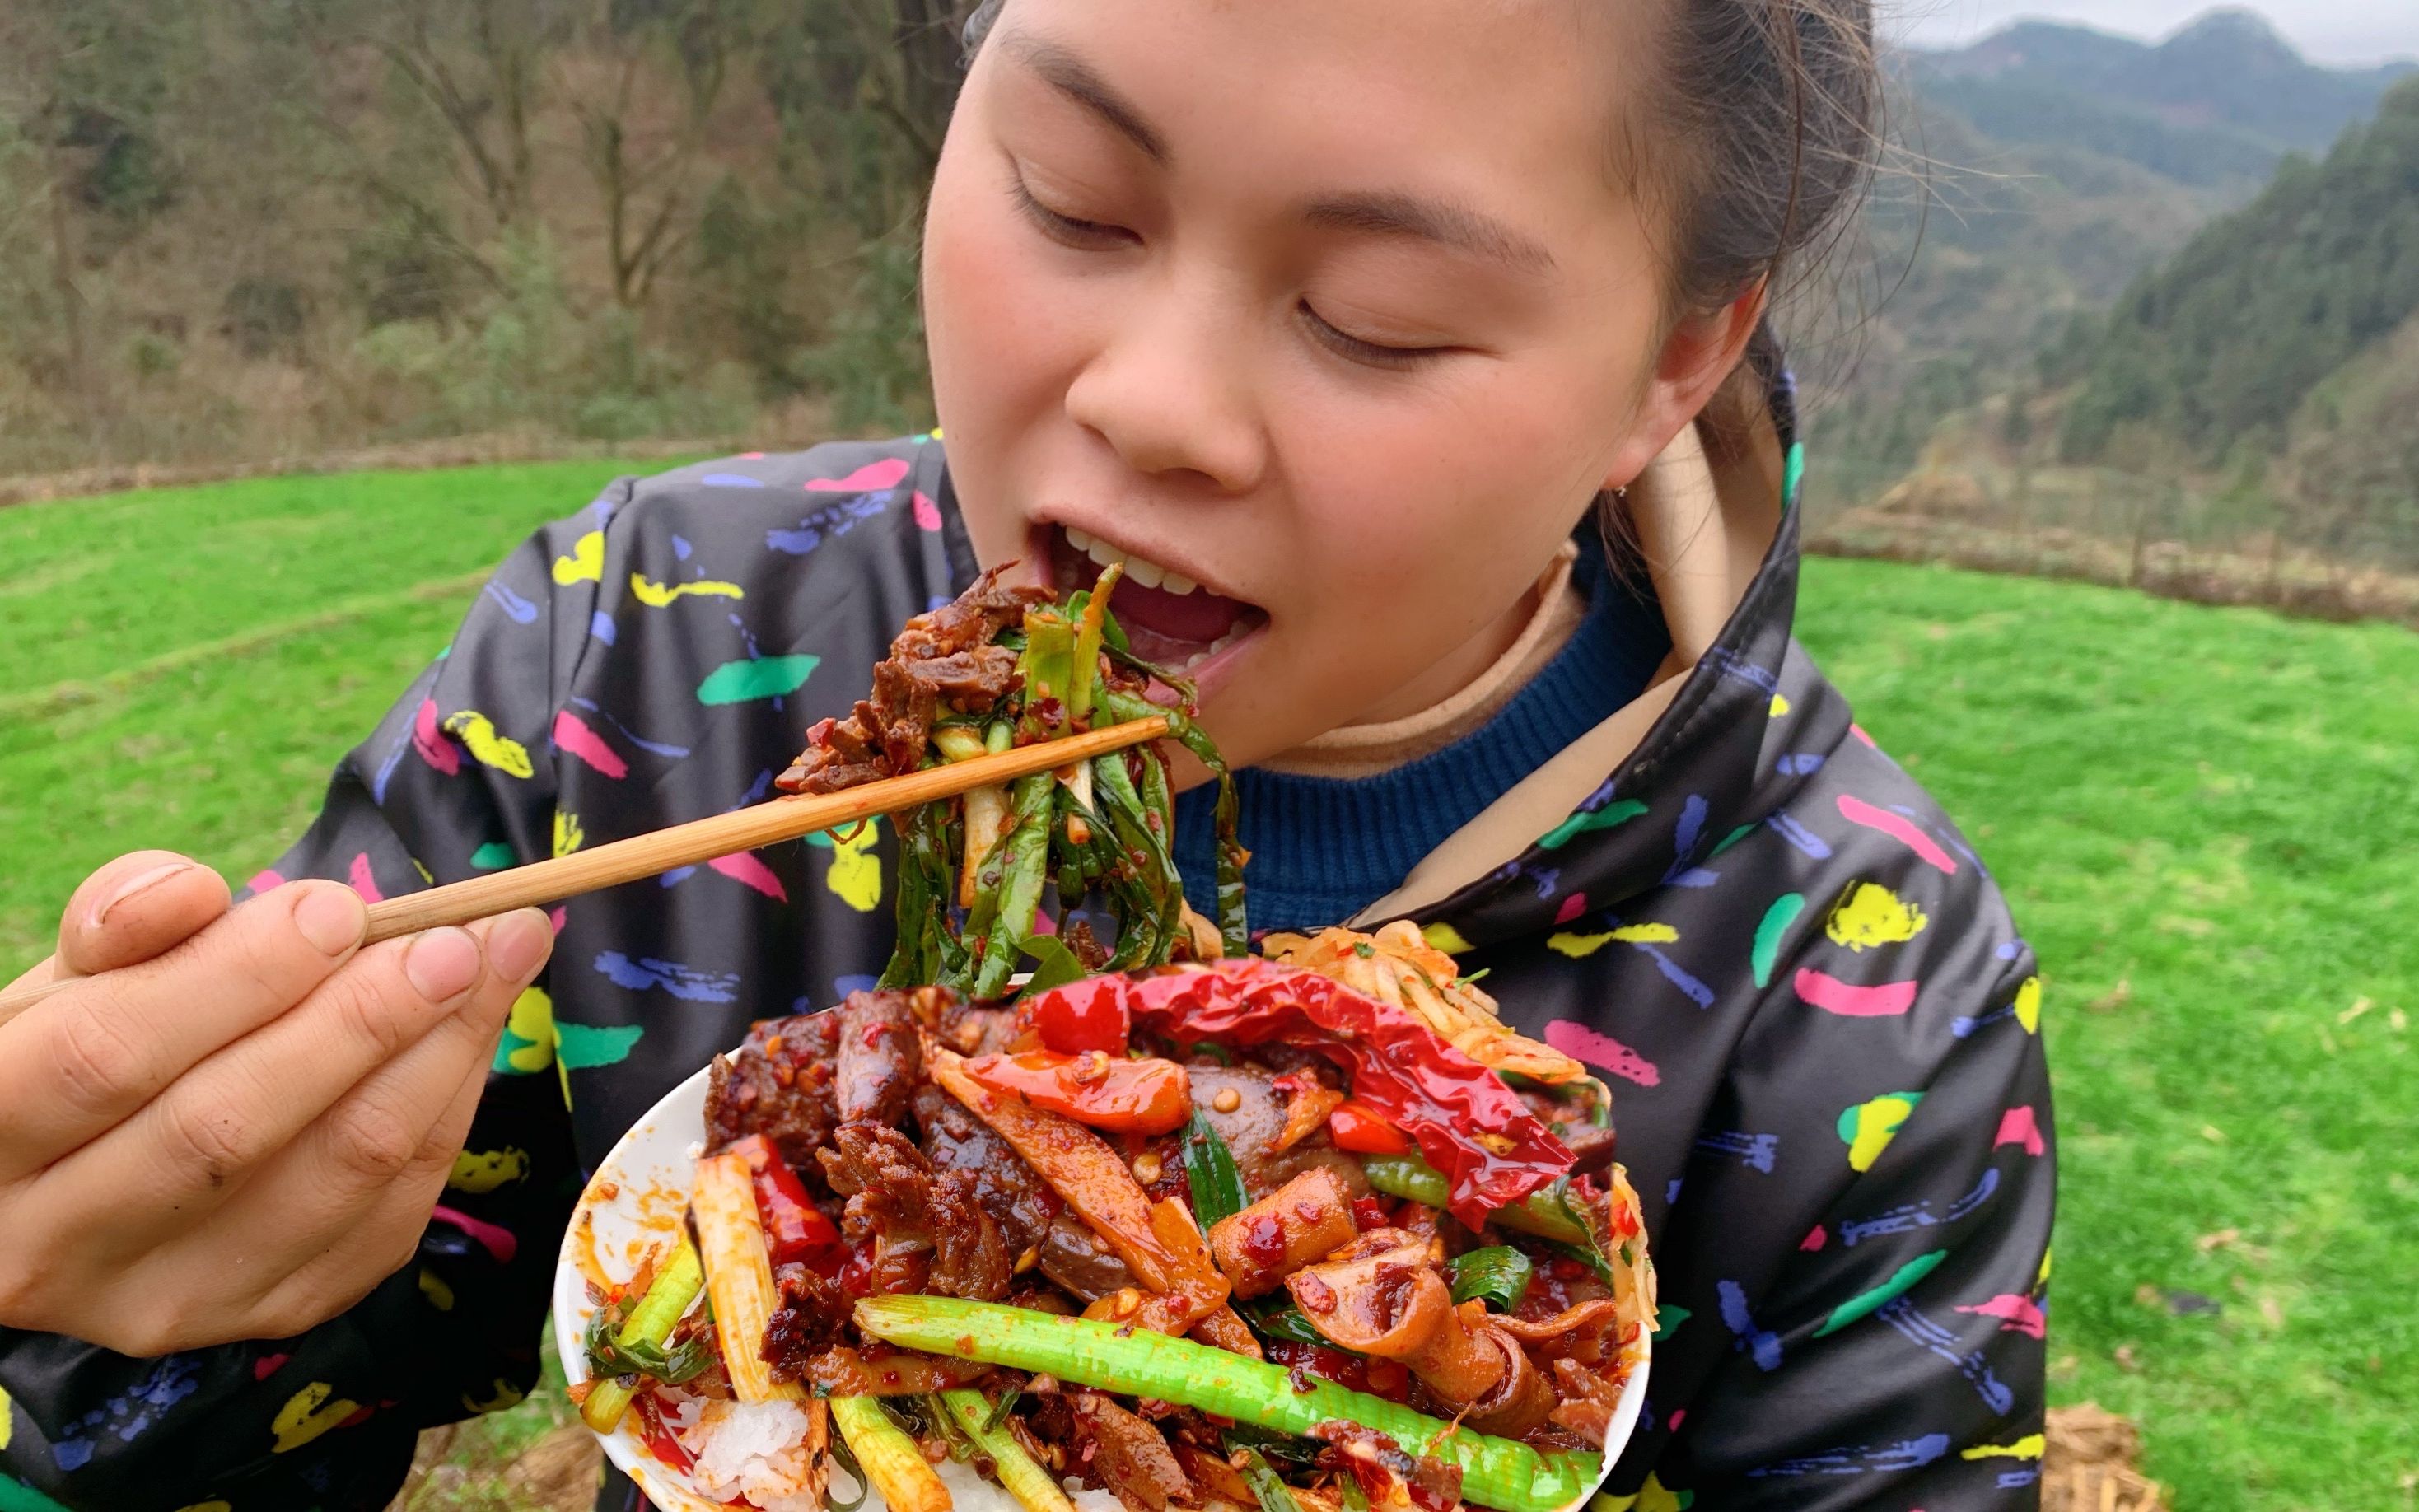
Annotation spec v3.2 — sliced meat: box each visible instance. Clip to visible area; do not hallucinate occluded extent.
[1036,1210,1139,1304]
[1521,1086,1617,1174]
[835,988,924,1127]
[1070,1392,1193,1512]
[936,998,1019,1056]
[819,1122,1013,1300]
[1188,1064,1371,1201]
[778,567,1049,794]
[703,1011,840,1171]
[909,645,1023,705]
[763,1260,848,1384]
[803,1345,994,1396]
[915,1082,1063,1255]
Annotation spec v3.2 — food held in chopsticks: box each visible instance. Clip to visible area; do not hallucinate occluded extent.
[777,562,1247,993]
[568,573,1651,1512]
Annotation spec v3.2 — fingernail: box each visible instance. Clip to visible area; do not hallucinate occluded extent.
[292,885,369,956]
[87,862,195,932]
[488,910,553,982]
[404,927,483,1003]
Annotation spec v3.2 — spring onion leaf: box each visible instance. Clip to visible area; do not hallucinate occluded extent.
[1016,936,1090,1000]
[1238,1448,1306,1512]
[1183,1111,1248,1230]
[1446,1247,1534,1312]
[1245,1300,1341,1350]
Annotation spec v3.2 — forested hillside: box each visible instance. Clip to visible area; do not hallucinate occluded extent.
[0,0,978,474]
[2052,77,2419,466]
[2,0,2413,561]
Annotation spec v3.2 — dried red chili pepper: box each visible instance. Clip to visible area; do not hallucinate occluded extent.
[961,1048,1192,1134]
[725,1133,842,1267]
[1326,1099,1412,1155]
[1028,961,1571,1226]
[1025,977,1132,1057]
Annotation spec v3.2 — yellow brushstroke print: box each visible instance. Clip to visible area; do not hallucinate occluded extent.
[0,1381,11,1451]
[271,1382,362,1453]
[1592,1472,1690,1512]
[441,712,534,779]
[1769,693,1791,717]
[2014,974,2043,1034]
[1840,1091,1922,1173]
[499,986,556,1074]
[1961,1435,2045,1461]
[1421,922,1474,954]
[813,823,883,911]
[1825,882,1929,952]
[461,1379,527,1413]
[419,1267,456,1311]
[447,1146,530,1193]
[553,530,605,585]
[629,572,745,608]
[1548,923,1680,958]
[553,809,585,857]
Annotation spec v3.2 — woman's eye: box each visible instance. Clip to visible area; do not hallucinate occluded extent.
[1011,176,1138,250]
[1299,303,1452,371]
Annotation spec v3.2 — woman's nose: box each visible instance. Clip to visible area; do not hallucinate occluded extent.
[1062,287,1268,493]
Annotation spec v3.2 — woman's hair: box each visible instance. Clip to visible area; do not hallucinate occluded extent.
[1641,0,1882,474]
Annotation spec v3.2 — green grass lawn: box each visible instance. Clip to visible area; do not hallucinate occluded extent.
[3,467,2415,1510]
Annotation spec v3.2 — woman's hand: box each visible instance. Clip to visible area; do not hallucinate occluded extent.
[0,850,553,1357]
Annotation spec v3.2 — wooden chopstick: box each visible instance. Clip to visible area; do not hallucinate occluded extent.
[0,714,1169,1021]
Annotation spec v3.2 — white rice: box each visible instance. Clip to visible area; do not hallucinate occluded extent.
[681,1398,828,1510]
[673,1397,1030,1512]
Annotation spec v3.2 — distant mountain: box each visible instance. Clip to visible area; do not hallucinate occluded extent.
[2052,74,2419,464]
[1811,10,2416,471]
[1910,10,2416,188]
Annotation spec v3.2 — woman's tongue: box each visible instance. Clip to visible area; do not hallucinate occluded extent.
[1115,577,1252,669]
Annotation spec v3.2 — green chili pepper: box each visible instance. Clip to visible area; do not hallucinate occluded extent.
[854,1297,1594,1512]
[1361,1155,1594,1245]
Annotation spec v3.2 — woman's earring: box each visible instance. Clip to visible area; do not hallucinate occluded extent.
[1611,484,1631,506]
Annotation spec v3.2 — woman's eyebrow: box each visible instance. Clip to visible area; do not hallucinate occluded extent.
[997,31,1169,164]
[1304,192,1557,275]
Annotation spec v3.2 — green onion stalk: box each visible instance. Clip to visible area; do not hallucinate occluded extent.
[878,575,1248,1000]
[578,1238,707,1434]
[857,1297,1598,1512]
[935,1388,1075,1512]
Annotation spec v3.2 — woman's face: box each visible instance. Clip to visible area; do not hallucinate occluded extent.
[924,0,1745,772]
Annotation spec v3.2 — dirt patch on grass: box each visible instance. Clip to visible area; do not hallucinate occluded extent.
[2045,1403,2169,1511]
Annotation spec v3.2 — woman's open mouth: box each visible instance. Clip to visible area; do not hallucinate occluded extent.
[1041,523,1268,679]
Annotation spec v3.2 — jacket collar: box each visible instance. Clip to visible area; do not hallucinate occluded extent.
[1353,370,1808,934]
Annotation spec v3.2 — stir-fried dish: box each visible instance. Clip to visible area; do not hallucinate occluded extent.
[571,576,1654,1512]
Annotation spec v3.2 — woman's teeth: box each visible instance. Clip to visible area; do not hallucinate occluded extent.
[1178,621,1253,673]
[1062,525,1199,596]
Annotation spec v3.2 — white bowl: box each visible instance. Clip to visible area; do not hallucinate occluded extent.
[556,1061,1648,1512]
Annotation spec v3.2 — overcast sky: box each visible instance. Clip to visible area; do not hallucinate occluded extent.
[1890,2,2419,67]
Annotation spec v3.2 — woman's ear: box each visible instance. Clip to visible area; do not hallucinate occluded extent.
[1600,282,1768,492]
